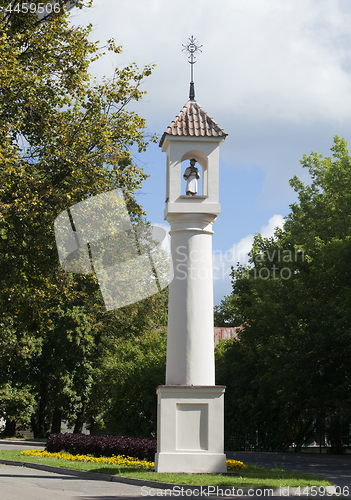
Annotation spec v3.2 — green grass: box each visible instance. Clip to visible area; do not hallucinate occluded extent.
[0,449,332,488]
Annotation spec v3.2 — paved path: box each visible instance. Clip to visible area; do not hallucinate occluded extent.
[0,439,46,450]
[0,441,144,499]
[0,462,142,500]
[227,451,351,489]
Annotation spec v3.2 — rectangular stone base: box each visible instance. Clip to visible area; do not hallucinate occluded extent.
[155,452,227,473]
[155,385,226,473]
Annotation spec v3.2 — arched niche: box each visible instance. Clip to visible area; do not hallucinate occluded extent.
[180,150,208,197]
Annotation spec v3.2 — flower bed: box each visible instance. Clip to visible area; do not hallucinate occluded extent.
[22,448,245,472]
[21,449,154,469]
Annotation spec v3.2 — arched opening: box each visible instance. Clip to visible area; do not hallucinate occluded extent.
[180,151,208,198]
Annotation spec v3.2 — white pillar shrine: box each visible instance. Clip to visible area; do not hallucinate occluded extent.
[155,48,228,472]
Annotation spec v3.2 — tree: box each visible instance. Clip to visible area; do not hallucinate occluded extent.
[0,1,160,436]
[217,137,351,452]
[91,319,167,439]
[214,294,243,327]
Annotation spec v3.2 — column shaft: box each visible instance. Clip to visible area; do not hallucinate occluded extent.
[166,213,216,386]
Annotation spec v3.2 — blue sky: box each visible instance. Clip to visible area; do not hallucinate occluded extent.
[70,0,351,304]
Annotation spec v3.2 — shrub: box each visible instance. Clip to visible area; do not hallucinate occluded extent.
[46,433,157,461]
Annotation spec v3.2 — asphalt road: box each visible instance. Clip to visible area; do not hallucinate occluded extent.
[0,439,46,450]
[227,451,351,489]
[0,462,142,500]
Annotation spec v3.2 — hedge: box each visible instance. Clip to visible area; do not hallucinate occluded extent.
[46,433,157,461]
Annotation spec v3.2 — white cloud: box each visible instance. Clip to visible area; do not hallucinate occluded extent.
[67,1,351,300]
[261,214,285,238]
[153,222,170,254]
[72,0,351,215]
[74,0,351,124]
[153,214,285,304]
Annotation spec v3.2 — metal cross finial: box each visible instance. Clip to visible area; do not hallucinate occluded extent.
[182,36,202,101]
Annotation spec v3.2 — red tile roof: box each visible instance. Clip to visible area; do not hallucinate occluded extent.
[159,100,228,147]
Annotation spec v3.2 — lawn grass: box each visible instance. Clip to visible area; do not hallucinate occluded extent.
[0,449,332,488]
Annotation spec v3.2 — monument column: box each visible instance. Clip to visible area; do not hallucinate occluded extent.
[155,38,228,474]
[166,212,216,386]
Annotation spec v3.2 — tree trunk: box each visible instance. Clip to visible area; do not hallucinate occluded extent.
[73,402,86,434]
[51,408,62,434]
[36,388,50,438]
[3,418,16,436]
[330,417,343,454]
[31,414,39,439]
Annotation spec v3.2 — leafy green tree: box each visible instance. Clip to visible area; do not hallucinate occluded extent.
[0,1,160,436]
[217,137,351,452]
[89,302,168,438]
[214,294,243,327]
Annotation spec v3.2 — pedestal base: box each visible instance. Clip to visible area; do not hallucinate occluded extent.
[155,385,226,473]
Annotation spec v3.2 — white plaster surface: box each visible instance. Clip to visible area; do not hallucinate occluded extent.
[157,125,227,474]
[161,135,225,216]
[155,386,227,473]
[166,213,216,386]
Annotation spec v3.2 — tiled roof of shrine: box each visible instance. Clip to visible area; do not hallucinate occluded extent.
[159,100,228,147]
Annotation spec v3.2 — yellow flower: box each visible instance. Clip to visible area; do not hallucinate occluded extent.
[226,459,246,470]
[21,450,244,472]
[20,449,155,470]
